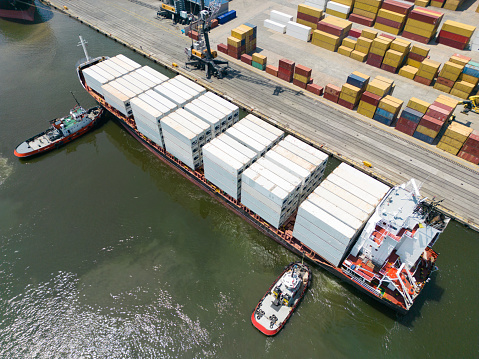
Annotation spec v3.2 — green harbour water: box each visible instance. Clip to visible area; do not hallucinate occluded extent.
[0,5,478,358]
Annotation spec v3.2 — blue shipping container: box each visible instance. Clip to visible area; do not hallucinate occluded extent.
[373,113,394,126]
[347,74,367,90]
[375,107,395,120]
[401,107,423,123]
[413,131,435,144]
[218,10,236,24]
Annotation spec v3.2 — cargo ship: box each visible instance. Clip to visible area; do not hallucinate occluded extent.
[0,0,35,22]
[76,37,449,314]
[14,105,104,158]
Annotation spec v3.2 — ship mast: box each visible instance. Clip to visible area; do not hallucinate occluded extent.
[78,35,90,62]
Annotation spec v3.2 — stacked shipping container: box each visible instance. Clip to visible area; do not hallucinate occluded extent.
[437,20,476,50]
[458,130,479,165]
[437,122,473,155]
[349,0,383,27]
[312,16,352,52]
[293,163,389,266]
[374,0,413,35]
[296,3,324,29]
[402,7,444,44]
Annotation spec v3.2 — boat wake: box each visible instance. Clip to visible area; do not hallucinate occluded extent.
[0,156,13,186]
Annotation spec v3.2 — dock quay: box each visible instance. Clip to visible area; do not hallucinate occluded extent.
[40,0,479,231]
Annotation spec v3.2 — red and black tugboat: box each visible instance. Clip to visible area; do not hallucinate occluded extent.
[251,262,311,336]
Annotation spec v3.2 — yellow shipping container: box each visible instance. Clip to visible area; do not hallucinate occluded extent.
[384,49,404,62]
[357,36,373,49]
[449,55,469,67]
[436,141,460,155]
[231,27,248,40]
[441,61,464,76]
[227,36,242,48]
[407,97,430,114]
[436,95,459,109]
[377,9,406,23]
[361,0,382,6]
[294,73,309,83]
[379,96,403,113]
[340,92,361,104]
[372,37,392,50]
[433,83,452,93]
[357,105,376,118]
[252,53,267,65]
[350,50,368,62]
[453,81,475,94]
[374,23,401,35]
[399,66,418,79]
[338,45,353,56]
[441,20,476,38]
[415,0,430,7]
[382,57,401,67]
[367,80,390,97]
[416,125,439,138]
[406,19,437,32]
[355,45,371,54]
[333,0,355,6]
[404,24,434,38]
[311,39,339,51]
[407,58,422,68]
[298,4,323,18]
[390,39,411,53]
[342,37,357,49]
[418,60,441,75]
[358,100,377,112]
[296,19,318,29]
[342,83,362,97]
[361,28,378,39]
[444,122,473,142]
[325,8,349,19]
[369,47,387,56]
[353,8,377,19]
[410,44,429,57]
[313,30,341,45]
[458,73,479,86]
[439,135,465,149]
[321,16,352,30]
[238,24,254,37]
[352,71,370,80]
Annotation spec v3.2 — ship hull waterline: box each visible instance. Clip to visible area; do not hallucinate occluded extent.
[78,64,413,315]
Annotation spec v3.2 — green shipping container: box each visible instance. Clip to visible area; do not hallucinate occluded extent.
[252,61,266,71]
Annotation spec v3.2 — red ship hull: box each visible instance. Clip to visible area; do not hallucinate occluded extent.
[0,1,35,22]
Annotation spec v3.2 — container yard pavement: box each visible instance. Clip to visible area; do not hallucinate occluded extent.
[42,0,479,230]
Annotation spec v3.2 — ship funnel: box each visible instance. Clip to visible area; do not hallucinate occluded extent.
[78,35,90,62]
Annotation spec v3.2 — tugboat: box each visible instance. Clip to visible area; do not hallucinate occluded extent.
[14,104,104,158]
[251,262,311,336]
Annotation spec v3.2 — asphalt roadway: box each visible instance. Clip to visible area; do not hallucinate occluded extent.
[40,0,479,230]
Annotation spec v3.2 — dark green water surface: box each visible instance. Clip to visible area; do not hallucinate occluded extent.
[0,4,478,358]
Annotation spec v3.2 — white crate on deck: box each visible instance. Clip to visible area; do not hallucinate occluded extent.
[286,21,313,42]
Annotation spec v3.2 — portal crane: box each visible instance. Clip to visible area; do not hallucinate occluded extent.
[459,95,479,115]
[184,0,228,79]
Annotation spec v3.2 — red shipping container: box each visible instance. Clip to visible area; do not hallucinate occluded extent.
[408,9,443,25]
[402,31,430,44]
[227,49,241,59]
[414,75,433,86]
[325,84,341,96]
[419,115,444,132]
[382,0,413,15]
[265,65,279,77]
[348,13,375,27]
[437,37,468,50]
[278,66,294,76]
[217,43,228,54]
[367,53,383,67]
[307,83,324,96]
[426,105,450,121]
[338,98,355,110]
[438,30,469,44]
[295,64,312,77]
[361,91,382,106]
[210,19,218,29]
[395,119,418,136]
[241,54,252,65]
[431,101,453,114]
[375,17,402,29]
[380,33,397,40]
[348,28,362,38]
[324,92,339,103]
[436,76,455,88]
[278,71,293,82]
[461,144,479,157]
[279,58,295,71]
[408,52,427,62]
[317,21,345,37]
[457,151,479,165]
[381,63,398,73]
[452,53,472,62]
[293,78,308,89]
[464,131,479,147]
[297,11,320,24]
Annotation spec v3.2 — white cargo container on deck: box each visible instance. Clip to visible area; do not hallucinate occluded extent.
[154,83,190,106]
[203,92,240,123]
[191,98,228,131]
[113,54,141,71]
[184,102,221,136]
[137,66,169,84]
[82,67,111,96]
[95,61,126,78]
[224,126,266,155]
[168,77,205,99]
[215,133,258,166]
[101,81,138,116]
[196,95,234,130]
[174,109,211,143]
[244,114,284,140]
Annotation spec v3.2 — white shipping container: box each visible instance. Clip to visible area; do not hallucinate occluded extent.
[138,66,169,84]
[225,127,265,155]
[168,112,206,144]
[265,150,309,185]
[216,133,258,164]
[168,77,203,99]
[320,180,375,214]
[295,217,346,254]
[114,54,142,70]
[136,125,164,147]
[118,74,150,93]
[327,173,381,207]
[326,1,351,14]
[174,109,211,138]
[174,75,207,94]
[308,194,364,230]
[161,120,199,150]
[272,145,316,175]
[95,61,126,78]
[245,114,284,139]
[164,137,199,170]
[234,122,271,149]
[296,200,355,246]
[184,103,221,135]
[101,83,133,116]
[240,119,278,144]
[203,92,240,120]
[284,135,327,161]
[240,194,283,228]
[251,163,299,201]
[128,70,159,88]
[163,129,200,157]
[211,138,250,170]
[242,168,290,206]
[256,157,302,193]
[140,90,178,115]
[154,83,189,105]
[264,19,287,34]
[83,67,109,95]
[204,167,240,199]
[286,21,313,42]
[270,10,293,24]
[192,98,227,126]
[242,182,288,213]
[134,113,161,134]
[311,188,369,222]
[203,143,243,176]
[278,138,326,169]
[130,97,164,125]
[203,158,241,184]
[197,95,234,126]
[334,163,390,198]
